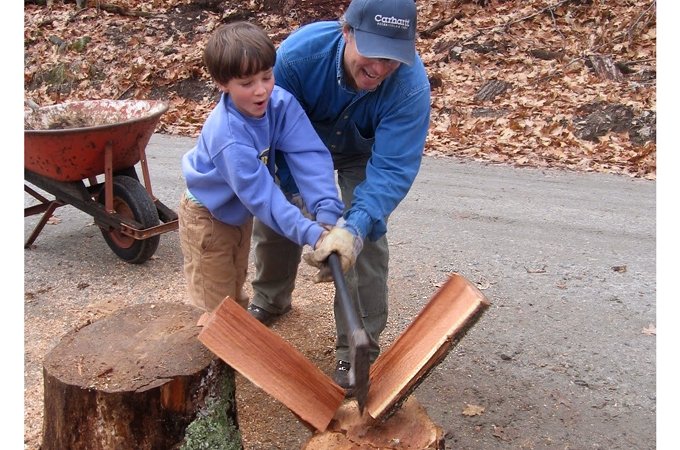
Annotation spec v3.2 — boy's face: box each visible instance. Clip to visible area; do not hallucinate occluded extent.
[218,68,275,118]
[341,27,400,92]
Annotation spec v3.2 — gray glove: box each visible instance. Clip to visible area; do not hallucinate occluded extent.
[303,219,363,283]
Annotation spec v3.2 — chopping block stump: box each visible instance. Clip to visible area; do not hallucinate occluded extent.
[304,396,444,449]
[41,302,238,450]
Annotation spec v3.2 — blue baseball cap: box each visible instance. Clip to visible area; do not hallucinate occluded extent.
[344,0,417,66]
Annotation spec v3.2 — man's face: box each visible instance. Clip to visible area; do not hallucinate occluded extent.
[342,27,401,91]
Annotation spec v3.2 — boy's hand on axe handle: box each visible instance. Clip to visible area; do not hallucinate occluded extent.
[304,218,363,283]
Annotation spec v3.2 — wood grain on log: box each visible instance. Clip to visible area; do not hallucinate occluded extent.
[303,396,444,449]
[41,302,239,450]
[587,55,624,81]
[474,79,512,102]
[367,273,490,420]
[198,297,346,432]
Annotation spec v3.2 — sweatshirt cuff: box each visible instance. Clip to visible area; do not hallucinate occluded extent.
[305,224,324,248]
[344,209,371,241]
[316,210,341,227]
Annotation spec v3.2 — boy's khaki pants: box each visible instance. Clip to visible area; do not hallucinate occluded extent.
[178,193,252,312]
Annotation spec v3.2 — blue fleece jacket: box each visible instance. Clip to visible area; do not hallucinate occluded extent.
[181,86,344,247]
[273,21,431,241]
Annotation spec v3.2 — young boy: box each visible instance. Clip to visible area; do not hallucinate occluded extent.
[178,21,346,312]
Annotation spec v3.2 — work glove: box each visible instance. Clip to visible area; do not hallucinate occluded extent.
[303,219,363,283]
[313,229,329,251]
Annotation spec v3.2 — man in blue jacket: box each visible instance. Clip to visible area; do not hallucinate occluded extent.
[247,0,431,390]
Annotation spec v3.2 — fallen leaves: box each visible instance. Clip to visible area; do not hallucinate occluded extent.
[641,323,655,336]
[420,0,655,179]
[462,403,485,416]
[24,0,655,179]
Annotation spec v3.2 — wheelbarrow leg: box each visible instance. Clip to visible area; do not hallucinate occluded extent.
[25,200,62,248]
[137,142,155,199]
[103,142,115,213]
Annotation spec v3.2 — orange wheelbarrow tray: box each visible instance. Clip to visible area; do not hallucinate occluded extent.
[24,99,178,264]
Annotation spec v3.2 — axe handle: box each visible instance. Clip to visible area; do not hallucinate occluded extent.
[328,252,371,413]
[328,252,362,334]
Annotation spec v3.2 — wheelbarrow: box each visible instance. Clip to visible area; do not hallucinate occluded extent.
[24,99,178,264]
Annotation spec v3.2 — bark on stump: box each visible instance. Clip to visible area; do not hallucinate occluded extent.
[41,302,240,450]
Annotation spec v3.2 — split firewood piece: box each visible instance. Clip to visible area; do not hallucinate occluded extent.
[198,297,345,432]
[367,273,491,420]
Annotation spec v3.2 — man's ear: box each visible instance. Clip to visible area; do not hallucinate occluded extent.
[341,25,352,42]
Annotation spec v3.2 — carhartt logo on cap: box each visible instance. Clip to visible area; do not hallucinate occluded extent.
[345,0,418,66]
[374,15,411,30]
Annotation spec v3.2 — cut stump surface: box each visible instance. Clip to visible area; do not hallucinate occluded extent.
[303,396,444,449]
[41,302,228,450]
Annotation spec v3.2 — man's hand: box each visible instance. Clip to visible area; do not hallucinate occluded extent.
[303,223,363,283]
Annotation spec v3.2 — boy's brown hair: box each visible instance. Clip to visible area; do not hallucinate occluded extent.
[203,22,276,85]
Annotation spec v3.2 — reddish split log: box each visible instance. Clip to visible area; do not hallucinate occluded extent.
[41,302,239,450]
[367,273,490,420]
[199,274,489,448]
[303,273,489,447]
[198,297,346,432]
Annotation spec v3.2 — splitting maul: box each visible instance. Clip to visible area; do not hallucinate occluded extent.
[327,252,371,414]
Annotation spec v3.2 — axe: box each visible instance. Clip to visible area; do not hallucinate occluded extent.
[327,252,371,414]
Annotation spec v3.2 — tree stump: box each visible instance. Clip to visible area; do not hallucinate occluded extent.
[303,396,444,449]
[41,302,240,450]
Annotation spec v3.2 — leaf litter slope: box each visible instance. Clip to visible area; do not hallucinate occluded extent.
[24,0,655,178]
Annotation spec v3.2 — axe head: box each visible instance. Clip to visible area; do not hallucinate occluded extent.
[349,328,371,415]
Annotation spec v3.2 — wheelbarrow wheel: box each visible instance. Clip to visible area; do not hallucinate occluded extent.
[98,175,160,264]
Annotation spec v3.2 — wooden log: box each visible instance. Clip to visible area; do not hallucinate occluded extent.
[474,79,512,102]
[303,396,444,449]
[41,302,241,450]
[198,274,488,447]
[198,297,345,432]
[587,55,624,81]
[367,273,490,420]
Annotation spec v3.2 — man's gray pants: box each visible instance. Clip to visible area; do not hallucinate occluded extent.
[251,157,389,363]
